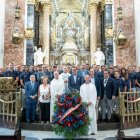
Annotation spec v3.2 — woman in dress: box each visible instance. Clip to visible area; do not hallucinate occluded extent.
[38,76,50,124]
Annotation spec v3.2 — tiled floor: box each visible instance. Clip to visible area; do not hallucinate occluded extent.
[0,127,140,140]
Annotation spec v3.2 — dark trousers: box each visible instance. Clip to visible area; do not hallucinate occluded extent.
[26,102,36,122]
[40,102,50,122]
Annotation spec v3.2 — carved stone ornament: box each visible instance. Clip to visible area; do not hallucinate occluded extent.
[0,77,17,91]
[24,27,35,39]
[105,26,113,39]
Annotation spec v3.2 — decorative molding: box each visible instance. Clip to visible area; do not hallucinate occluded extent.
[59,0,82,12]
[27,0,36,4]
[52,0,59,15]
[105,26,113,39]
[101,0,113,10]
[82,0,88,13]
[42,2,51,12]
[88,0,103,13]
[89,0,101,5]
[105,0,113,4]
[24,27,35,39]
[88,3,98,14]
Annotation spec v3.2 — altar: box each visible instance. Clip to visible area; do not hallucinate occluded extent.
[62,53,78,65]
[49,11,90,65]
[23,0,115,66]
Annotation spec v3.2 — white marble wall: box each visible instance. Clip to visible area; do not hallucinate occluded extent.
[134,0,140,67]
[0,0,6,67]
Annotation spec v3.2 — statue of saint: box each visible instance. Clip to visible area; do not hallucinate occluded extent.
[93,48,105,66]
[34,47,45,66]
[63,11,77,44]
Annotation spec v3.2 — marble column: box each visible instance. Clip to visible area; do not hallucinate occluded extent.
[134,0,140,67]
[89,3,98,65]
[42,2,50,65]
[0,0,6,67]
[104,4,113,66]
[26,4,35,65]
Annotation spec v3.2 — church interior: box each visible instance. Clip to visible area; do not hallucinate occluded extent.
[0,0,140,140]
[0,0,139,67]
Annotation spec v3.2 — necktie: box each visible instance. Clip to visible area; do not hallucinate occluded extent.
[31,82,34,89]
[74,75,76,83]
[104,79,107,87]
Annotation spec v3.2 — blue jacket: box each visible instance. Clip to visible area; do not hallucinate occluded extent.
[77,70,89,78]
[115,78,126,96]
[25,81,39,103]
[36,71,52,84]
[95,71,104,79]
[91,76,101,97]
[4,70,18,80]
[100,77,116,99]
[68,74,84,92]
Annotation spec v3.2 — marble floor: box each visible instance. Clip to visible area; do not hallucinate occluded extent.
[0,127,140,140]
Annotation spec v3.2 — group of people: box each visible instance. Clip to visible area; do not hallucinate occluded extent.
[0,63,140,135]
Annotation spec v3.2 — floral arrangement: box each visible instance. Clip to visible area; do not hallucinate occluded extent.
[52,90,90,140]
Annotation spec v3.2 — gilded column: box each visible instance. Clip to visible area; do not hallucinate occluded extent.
[89,3,98,65]
[42,2,50,64]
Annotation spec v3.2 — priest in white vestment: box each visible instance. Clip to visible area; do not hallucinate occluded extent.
[60,66,71,89]
[80,75,97,135]
[50,71,65,122]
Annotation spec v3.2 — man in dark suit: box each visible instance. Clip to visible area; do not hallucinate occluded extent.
[100,70,116,122]
[77,63,89,78]
[68,66,83,92]
[25,75,39,123]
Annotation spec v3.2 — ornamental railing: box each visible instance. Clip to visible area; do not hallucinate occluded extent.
[0,91,21,124]
[0,77,21,128]
[119,91,140,129]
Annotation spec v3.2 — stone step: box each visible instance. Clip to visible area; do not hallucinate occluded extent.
[21,122,120,131]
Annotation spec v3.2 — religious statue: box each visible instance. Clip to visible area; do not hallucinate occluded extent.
[62,11,78,52]
[93,48,105,66]
[63,11,77,44]
[34,47,45,66]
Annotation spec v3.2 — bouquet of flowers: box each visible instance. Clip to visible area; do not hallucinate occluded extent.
[52,90,90,140]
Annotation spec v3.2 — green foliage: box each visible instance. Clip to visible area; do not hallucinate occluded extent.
[53,121,89,140]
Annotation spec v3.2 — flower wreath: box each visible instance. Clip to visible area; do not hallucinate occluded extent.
[52,90,90,140]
